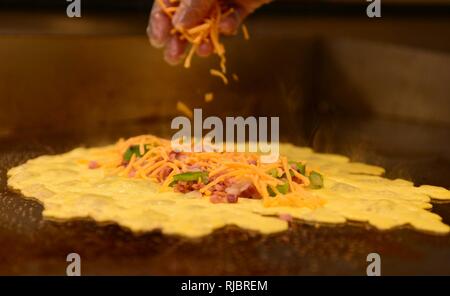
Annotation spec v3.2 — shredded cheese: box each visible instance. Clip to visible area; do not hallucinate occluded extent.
[107,135,325,209]
[242,24,250,41]
[176,101,193,118]
[204,92,214,103]
[210,69,229,85]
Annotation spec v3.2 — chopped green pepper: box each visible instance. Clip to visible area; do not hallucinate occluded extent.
[289,161,306,175]
[267,186,276,197]
[123,144,153,162]
[279,170,294,178]
[267,182,289,197]
[276,182,290,194]
[267,168,279,178]
[309,171,324,189]
[169,172,209,187]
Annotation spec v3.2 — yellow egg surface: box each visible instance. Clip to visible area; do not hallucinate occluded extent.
[7,143,450,237]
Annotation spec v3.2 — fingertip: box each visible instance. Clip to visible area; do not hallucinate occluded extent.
[172,0,215,30]
[171,11,185,30]
[219,12,240,36]
[196,41,213,57]
[164,36,188,66]
[149,11,172,48]
[164,55,182,66]
[150,37,165,49]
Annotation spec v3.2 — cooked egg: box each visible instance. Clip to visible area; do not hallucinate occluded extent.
[7,143,450,237]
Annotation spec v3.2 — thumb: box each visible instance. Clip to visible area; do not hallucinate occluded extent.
[172,0,215,29]
[235,0,272,19]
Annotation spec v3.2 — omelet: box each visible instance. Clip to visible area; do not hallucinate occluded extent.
[7,142,450,237]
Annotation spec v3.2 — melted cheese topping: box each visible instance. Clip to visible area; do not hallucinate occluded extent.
[7,143,450,237]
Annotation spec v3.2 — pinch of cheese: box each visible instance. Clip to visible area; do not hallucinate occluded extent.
[7,144,450,237]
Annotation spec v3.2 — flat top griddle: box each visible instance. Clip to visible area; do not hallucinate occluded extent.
[1,118,449,275]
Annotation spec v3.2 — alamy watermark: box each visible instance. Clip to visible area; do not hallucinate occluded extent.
[366,253,381,276]
[66,253,81,276]
[65,1,379,20]
[171,109,280,163]
[367,0,381,18]
[66,0,81,18]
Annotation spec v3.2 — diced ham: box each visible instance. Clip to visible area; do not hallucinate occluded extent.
[174,180,205,193]
[225,181,251,196]
[88,161,100,169]
[210,192,226,204]
[187,165,202,171]
[226,194,238,203]
[239,185,261,199]
[191,182,205,190]
[279,213,293,222]
[175,181,190,193]
[157,166,172,182]
[214,183,225,191]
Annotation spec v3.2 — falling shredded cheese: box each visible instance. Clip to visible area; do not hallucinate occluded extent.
[176,101,193,118]
[204,92,214,103]
[156,0,246,84]
[242,24,250,41]
[210,69,229,85]
[184,43,198,68]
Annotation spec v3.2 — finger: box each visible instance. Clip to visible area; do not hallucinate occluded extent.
[196,40,213,57]
[164,35,189,65]
[218,10,240,36]
[147,0,173,48]
[172,0,215,29]
[235,0,272,18]
[219,0,272,36]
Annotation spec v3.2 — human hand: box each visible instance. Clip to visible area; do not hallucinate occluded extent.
[147,0,271,65]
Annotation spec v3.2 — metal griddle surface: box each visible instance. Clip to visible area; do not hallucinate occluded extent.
[1,119,449,275]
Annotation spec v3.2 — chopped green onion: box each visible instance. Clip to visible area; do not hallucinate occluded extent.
[170,172,209,187]
[309,171,324,189]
